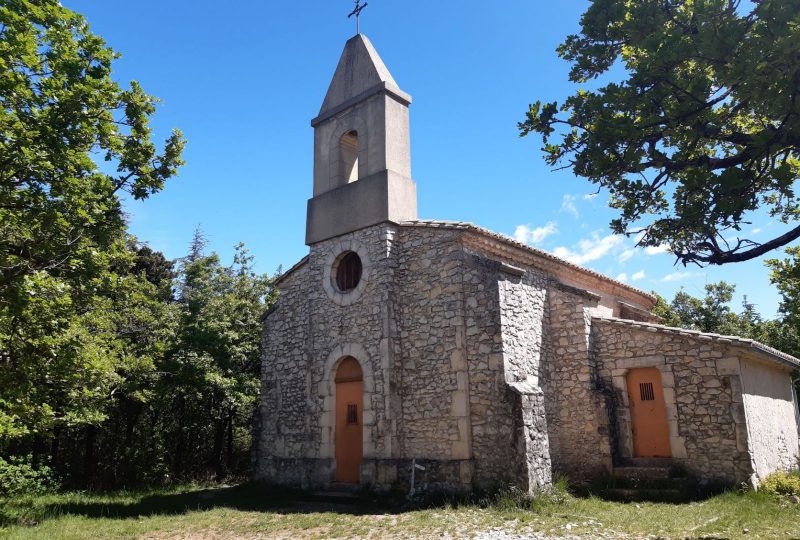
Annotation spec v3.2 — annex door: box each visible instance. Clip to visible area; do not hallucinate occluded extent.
[334,356,363,483]
[627,367,672,458]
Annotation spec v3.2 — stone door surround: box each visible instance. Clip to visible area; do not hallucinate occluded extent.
[609,355,688,460]
[318,343,376,465]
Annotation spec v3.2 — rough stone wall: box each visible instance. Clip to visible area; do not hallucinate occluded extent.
[496,270,552,491]
[256,224,398,488]
[508,382,553,491]
[391,227,553,492]
[739,356,799,482]
[258,222,601,492]
[592,319,754,484]
[393,227,471,466]
[498,273,547,383]
[459,251,526,491]
[541,284,613,481]
[257,263,312,470]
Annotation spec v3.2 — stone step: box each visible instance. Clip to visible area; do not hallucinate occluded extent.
[329,482,361,492]
[603,487,684,503]
[618,457,673,468]
[306,490,358,502]
[613,466,670,479]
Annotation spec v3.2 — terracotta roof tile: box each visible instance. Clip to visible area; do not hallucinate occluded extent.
[593,316,800,369]
[400,220,655,302]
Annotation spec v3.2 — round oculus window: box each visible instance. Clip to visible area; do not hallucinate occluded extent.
[335,251,362,292]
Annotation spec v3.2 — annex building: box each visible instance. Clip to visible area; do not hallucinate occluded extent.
[255,34,800,493]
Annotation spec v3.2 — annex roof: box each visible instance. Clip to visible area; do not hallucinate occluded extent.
[593,316,800,369]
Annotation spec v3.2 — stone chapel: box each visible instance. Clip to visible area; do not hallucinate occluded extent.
[255,33,800,493]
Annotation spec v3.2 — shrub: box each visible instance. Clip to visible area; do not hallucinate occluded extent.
[760,471,800,497]
[488,477,572,511]
[0,456,58,497]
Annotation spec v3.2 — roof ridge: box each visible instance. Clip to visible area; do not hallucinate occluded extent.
[400,219,655,301]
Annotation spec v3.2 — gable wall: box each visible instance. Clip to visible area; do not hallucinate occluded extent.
[256,224,399,487]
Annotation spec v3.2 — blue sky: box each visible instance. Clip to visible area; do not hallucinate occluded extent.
[65,0,795,317]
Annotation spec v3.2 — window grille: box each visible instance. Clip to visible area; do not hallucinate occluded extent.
[346,403,358,425]
[640,382,655,401]
[336,252,362,292]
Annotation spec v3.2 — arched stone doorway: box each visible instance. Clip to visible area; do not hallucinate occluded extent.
[334,356,363,483]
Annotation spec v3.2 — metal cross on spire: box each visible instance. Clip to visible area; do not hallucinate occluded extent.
[347,0,368,34]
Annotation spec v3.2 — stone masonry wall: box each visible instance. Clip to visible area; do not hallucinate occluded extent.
[498,272,547,383]
[541,284,613,482]
[459,250,527,491]
[257,224,399,488]
[261,222,640,492]
[392,226,553,492]
[393,226,470,468]
[496,269,552,491]
[591,319,753,484]
[257,262,315,483]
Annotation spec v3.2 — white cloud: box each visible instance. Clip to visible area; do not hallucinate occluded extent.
[618,248,636,263]
[615,273,628,282]
[561,194,579,218]
[632,270,646,281]
[582,192,599,200]
[751,227,762,235]
[514,222,558,245]
[553,233,625,265]
[660,271,696,283]
[645,244,670,255]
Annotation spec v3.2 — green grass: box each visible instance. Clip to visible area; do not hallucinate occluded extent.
[1,482,799,539]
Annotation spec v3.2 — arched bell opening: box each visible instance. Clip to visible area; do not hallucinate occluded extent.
[339,130,359,185]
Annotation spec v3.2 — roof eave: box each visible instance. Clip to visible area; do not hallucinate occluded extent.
[593,316,800,370]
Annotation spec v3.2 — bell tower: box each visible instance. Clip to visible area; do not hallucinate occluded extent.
[306,34,418,245]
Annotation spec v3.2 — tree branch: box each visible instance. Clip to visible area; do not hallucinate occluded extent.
[680,224,800,265]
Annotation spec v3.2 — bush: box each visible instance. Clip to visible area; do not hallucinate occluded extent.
[0,456,58,497]
[760,471,800,497]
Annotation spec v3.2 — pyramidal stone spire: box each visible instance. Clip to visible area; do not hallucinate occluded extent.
[318,34,401,116]
[306,34,417,245]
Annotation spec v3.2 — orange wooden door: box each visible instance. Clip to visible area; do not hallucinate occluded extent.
[627,367,672,458]
[334,357,363,483]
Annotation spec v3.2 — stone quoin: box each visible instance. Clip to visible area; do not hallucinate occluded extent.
[255,33,800,493]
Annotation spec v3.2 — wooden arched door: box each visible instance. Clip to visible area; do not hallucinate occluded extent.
[627,367,672,458]
[334,356,363,483]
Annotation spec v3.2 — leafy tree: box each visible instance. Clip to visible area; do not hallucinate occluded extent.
[0,0,183,456]
[651,281,769,339]
[0,1,280,490]
[520,0,800,265]
[766,247,800,327]
[163,236,273,481]
[674,282,735,333]
[1,0,185,289]
[28,238,273,489]
[129,243,176,302]
[765,247,800,359]
[651,293,682,327]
